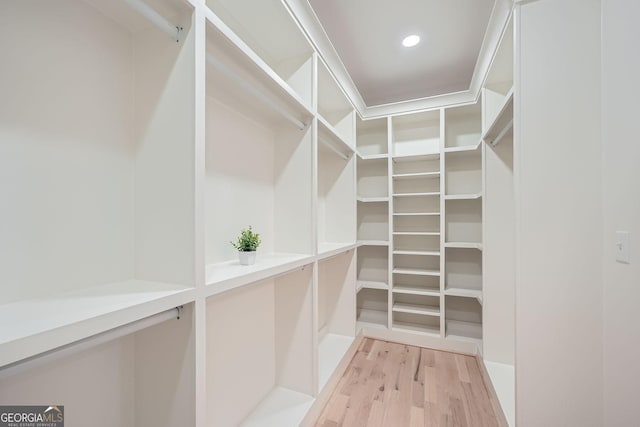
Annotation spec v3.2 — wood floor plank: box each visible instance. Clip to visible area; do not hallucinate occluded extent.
[313,340,502,427]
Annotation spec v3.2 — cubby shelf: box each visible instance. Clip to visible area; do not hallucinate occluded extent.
[393,250,441,256]
[392,322,440,337]
[445,242,483,250]
[392,153,440,162]
[444,142,482,153]
[446,319,483,345]
[357,152,388,161]
[393,231,441,236]
[357,281,389,291]
[357,196,389,203]
[393,172,440,180]
[393,286,440,297]
[356,309,388,331]
[393,303,440,317]
[482,88,514,147]
[358,240,389,247]
[392,268,441,277]
[0,281,195,367]
[393,212,441,217]
[205,253,314,296]
[393,192,441,197]
[444,193,483,200]
[445,288,483,304]
[240,387,314,427]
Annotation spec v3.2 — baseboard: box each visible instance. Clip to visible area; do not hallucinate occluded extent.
[475,354,511,427]
[361,326,480,356]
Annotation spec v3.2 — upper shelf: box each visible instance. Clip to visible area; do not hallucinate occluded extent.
[317,59,355,149]
[0,280,195,368]
[318,115,355,160]
[393,171,440,180]
[205,9,313,130]
[444,141,482,153]
[482,88,514,147]
[444,193,483,200]
[204,0,314,109]
[392,153,440,163]
[205,253,314,296]
[357,152,387,161]
[356,117,388,157]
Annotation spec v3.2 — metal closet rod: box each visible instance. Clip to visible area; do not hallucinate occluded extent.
[489,118,514,147]
[124,0,182,43]
[206,53,307,131]
[319,137,350,161]
[0,307,183,380]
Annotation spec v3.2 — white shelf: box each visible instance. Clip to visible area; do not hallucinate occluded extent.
[357,152,387,161]
[392,212,440,217]
[444,141,482,153]
[393,286,440,297]
[484,361,516,427]
[357,240,389,247]
[445,242,483,251]
[240,387,314,427]
[393,268,441,277]
[357,196,389,203]
[393,192,440,197]
[393,250,440,256]
[446,319,483,344]
[318,333,354,392]
[0,280,195,367]
[318,116,355,160]
[357,281,389,291]
[393,302,440,317]
[392,153,440,162]
[317,242,358,260]
[205,253,314,296]
[356,308,388,330]
[392,172,440,180]
[393,231,441,236]
[482,88,514,147]
[392,322,440,337]
[444,193,483,200]
[445,288,483,305]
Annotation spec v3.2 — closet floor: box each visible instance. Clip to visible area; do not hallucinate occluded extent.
[313,339,502,427]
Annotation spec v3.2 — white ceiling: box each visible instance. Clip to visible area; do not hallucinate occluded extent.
[308,0,496,107]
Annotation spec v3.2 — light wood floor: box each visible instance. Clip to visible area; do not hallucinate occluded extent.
[314,338,502,427]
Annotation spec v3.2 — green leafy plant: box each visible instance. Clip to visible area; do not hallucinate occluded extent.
[230,226,262,252]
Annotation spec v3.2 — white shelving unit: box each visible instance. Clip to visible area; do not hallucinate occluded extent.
[0,0,198,375]
[206,268,314,427]
[317,251,356,392]
[357,288,388,331]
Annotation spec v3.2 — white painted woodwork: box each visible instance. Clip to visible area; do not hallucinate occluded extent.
[515,1,603,425]
[356,288,388,331]
[445,103,482,149]
[357,158,388,198]
[356,118,388,156]
[602,1,640,425]
[207,268,314,426]
[392,111,440,157]
[317,252,356,392]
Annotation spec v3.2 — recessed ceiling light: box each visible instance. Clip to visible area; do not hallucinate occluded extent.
[402,35,420,48]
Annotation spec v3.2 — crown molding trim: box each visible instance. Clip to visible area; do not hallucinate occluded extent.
[285,0,514,119]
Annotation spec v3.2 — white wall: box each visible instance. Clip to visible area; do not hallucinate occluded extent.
[601,1,640,425]
[515,0,603,425]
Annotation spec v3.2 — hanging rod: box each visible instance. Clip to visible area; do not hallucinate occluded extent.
[0,306,183,380]
[206,53,307,131]
[319,137,350,161]
[124,0,182,43]
[489,118,514,147]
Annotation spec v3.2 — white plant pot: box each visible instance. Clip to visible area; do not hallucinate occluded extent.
[238,251,257,265]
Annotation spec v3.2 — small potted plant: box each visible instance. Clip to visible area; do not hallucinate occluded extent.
[230,226,262,265]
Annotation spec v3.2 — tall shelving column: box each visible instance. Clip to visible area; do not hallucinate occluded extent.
[355,117,390,332]
[442,102,484,347]
[481,13,515,427]
[389,111,442,337]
